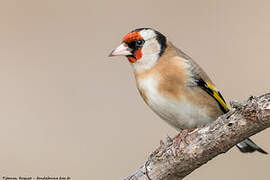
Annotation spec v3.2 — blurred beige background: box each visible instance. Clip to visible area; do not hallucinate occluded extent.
[0,0,269,179]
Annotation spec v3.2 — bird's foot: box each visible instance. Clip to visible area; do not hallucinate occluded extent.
[174,128,196,148]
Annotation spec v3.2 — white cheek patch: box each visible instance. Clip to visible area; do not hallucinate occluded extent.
[132,39,161,72]
[142,39,160,54]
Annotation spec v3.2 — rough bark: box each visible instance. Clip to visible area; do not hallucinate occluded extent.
[122,93,270,180]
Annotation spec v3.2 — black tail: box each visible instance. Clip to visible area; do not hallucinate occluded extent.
[236,138,268,154]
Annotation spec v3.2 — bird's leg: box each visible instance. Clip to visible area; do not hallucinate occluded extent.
[147,129,196,163]
[174,128,196,147]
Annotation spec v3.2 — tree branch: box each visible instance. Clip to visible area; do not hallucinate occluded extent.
[122,93,270,180]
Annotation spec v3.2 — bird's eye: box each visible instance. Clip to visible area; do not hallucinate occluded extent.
[136,39,144,46]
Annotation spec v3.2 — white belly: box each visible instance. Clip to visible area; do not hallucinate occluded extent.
[138,76,213,130]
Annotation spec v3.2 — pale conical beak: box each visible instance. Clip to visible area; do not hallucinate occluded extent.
[108,43,132,57]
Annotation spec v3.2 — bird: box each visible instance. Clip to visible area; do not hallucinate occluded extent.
[109,28,267,154]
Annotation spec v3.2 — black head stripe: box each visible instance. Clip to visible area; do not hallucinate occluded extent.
[154,30,167,57]
[131,28,151,32]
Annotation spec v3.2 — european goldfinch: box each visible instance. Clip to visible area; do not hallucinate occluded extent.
[109,28,267,154]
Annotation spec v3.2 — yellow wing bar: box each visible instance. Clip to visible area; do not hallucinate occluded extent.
[197,78,229,113]
[205,82,229,113]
